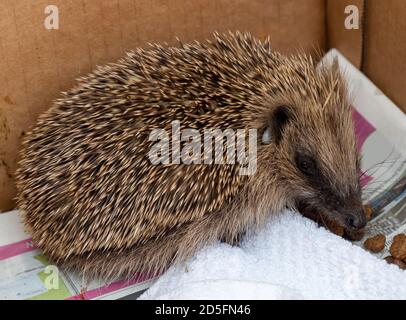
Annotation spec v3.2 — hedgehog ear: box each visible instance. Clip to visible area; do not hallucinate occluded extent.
[269,105,291,144]
[261,105,291,145]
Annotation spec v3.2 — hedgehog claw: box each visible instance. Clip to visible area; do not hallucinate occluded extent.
[220,231,246,247]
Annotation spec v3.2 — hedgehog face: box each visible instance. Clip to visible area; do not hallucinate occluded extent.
[257,65,365,232]
[291,133,365,233]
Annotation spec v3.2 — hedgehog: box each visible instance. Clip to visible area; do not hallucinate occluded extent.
[15,32,366,280]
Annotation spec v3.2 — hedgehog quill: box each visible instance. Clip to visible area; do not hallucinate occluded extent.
[16,32,366,280]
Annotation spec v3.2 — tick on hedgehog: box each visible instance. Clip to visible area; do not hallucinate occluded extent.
[15,32,366,280]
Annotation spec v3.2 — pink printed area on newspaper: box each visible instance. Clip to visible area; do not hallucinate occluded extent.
[66,274,152,300]
[0,238,35,260]
[352,108,375,187]
[0,237,152,300]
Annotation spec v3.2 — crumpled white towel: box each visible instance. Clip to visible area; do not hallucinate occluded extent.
[139,210,406,300]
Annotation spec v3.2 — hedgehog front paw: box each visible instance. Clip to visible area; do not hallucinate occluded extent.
[220,231,246,247]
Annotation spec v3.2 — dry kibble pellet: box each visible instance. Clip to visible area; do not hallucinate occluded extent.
[363,234,386,253]
[389,234,406,260]
[363,204,373,221]
[385,256,406,270]
[325,220,345,237]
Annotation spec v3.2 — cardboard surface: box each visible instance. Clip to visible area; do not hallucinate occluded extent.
[362,0,406,115]
[0,0,326,210]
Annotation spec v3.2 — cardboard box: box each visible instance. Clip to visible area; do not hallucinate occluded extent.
[0,0,404,211]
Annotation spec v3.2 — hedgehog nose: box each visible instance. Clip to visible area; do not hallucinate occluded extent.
[346,208,367,230]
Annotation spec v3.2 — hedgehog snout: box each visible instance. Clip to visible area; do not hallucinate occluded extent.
[343,206,367,231]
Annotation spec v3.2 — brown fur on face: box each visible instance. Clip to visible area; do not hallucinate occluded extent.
[15,32,364,280]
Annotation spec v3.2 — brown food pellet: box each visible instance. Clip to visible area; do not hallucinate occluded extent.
[325,220,345,237]
[363,204,373,221]
[384,256,406,270]
[389,234,406,260]
[363,234,386,253]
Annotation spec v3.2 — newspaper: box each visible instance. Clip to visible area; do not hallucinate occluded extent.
[0,49,405,300]
[0,210,156,300]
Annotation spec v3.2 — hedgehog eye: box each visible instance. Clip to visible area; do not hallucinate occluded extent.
[295,154,317,176]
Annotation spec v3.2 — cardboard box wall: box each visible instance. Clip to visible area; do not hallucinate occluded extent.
[0,0,404,211]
